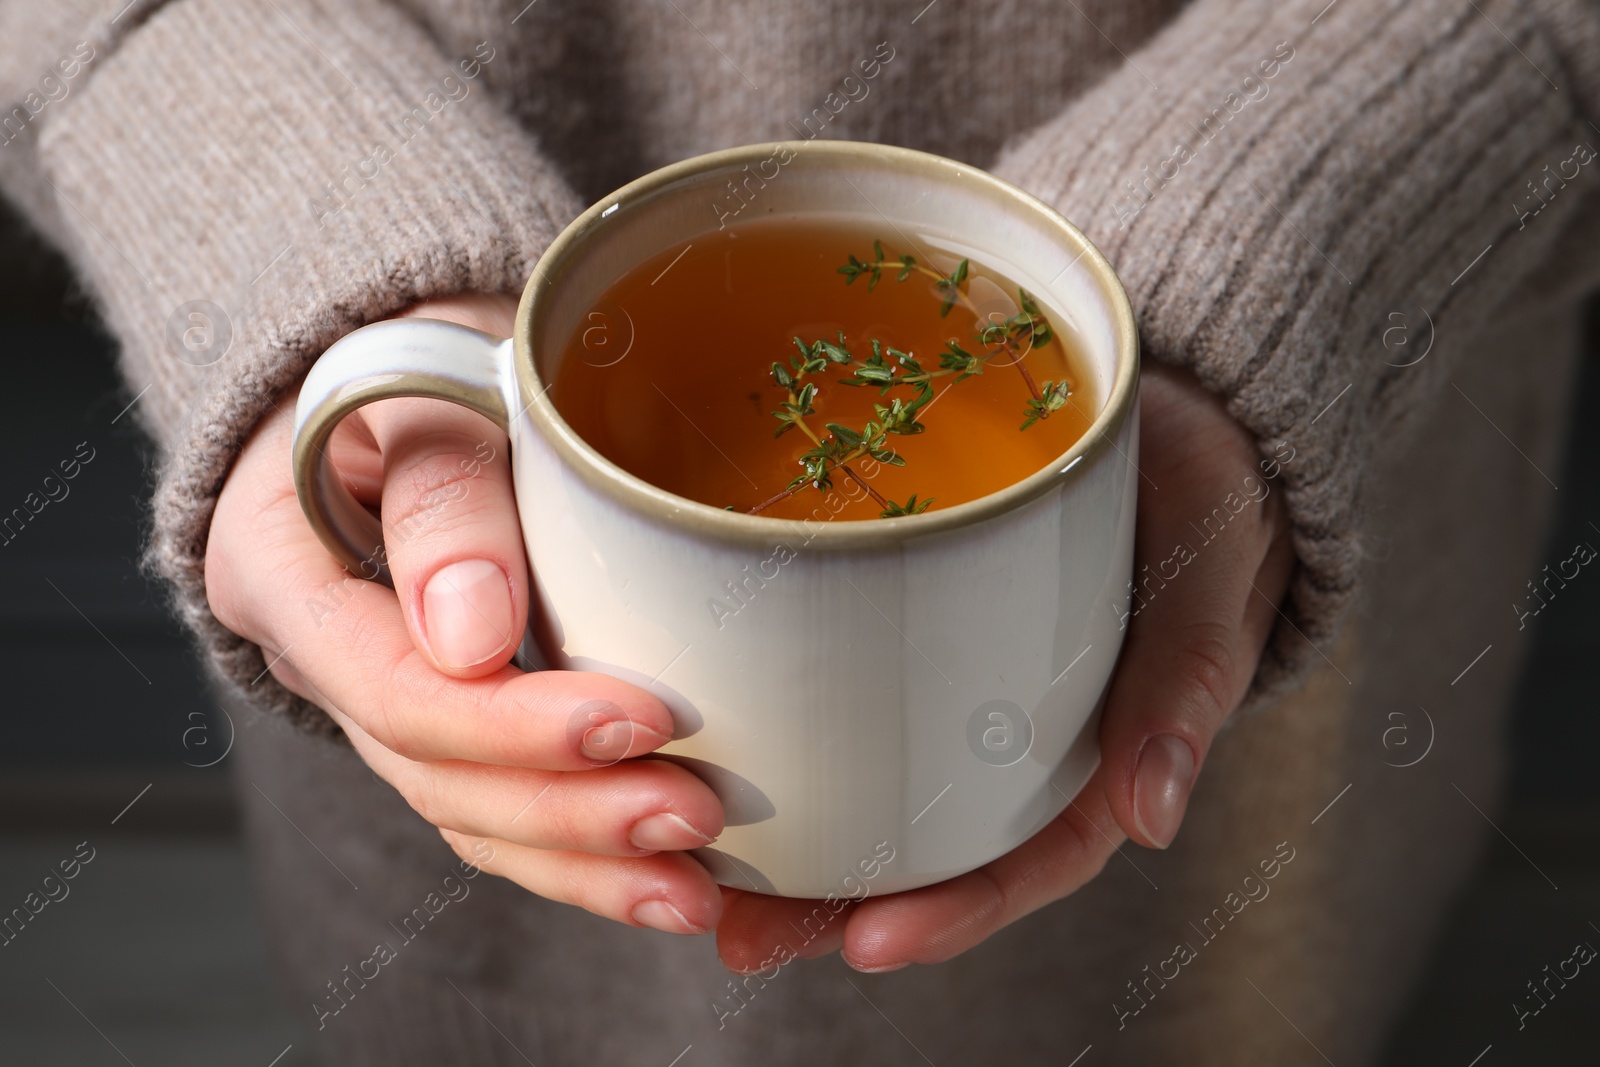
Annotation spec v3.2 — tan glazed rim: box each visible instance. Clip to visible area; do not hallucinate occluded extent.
[512,139,1139,549]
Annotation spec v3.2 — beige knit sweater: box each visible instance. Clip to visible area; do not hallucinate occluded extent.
[2,0,1596,729]
[3,1,1599,1063]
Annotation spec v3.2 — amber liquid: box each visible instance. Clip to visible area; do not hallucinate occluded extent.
[549,214,1095,521]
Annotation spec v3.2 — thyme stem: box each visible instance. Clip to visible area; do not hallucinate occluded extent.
[746,485,801,515]
[781,399,890,509]
[838,463,890,510]
[745,238,1067,519]
[855,258,1043,403]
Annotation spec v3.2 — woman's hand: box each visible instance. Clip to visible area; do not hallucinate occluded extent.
[713,362,1296,972]
[204,293,726,937]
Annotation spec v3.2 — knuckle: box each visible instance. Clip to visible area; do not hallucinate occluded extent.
[207,482,356,650]
[1170,622,1237,724]
[338,590,396,665]
[402,770,450,830]
[204,513,270,643]
[372,651,476,763]
[383,442,501,550]
[438,827,492,871]
[633,760,705,807]
[369,662,425,760]
[537,788,586,849]
[438,827,469,860]
[203,563,245,638]
[975,863,1012,919]
[265,652,312,701]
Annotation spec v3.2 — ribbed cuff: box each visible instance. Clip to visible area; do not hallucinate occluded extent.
[34,0,584,731]
[988,0,1600,706]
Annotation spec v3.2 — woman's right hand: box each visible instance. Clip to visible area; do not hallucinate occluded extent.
[204,292,725,936]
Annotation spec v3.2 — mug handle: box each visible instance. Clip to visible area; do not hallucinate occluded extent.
[291,317,516,586]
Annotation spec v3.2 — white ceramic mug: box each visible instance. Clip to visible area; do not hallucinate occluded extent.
[292,140,1139,898]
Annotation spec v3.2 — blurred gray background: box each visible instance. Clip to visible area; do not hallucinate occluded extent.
[1,198,1595,1064]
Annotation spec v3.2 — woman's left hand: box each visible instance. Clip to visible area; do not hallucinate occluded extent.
[713,362,1296,973]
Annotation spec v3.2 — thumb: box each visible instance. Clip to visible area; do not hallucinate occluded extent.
[1099,367,1294,850]
[332,294,528,678]
[359,392,526,677]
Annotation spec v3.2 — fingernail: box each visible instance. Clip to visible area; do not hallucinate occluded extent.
[581,719,670,762]
[629,812,714,852]
[1134,733,1196,849]
[422,559,514,669]
[845,958,909,974]
[631,899,708,935]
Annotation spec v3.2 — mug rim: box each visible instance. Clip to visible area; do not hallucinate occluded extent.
[511,138,1139,549]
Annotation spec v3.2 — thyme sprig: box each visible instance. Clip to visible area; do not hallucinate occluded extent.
[749,239,1068,519]
[838,239,971,317]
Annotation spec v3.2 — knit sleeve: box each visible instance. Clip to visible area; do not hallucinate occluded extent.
[0,0,586,732]
[987,0,1600,704]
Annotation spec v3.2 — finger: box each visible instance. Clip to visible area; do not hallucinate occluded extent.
[356,393,525,677]
[207,403,678,770]
[1100,369,1295,849]
[833,767,1122,971]
[327,701,723,856]
[312,291,520,511]
[714,888,854,973]
[439,828,723,935]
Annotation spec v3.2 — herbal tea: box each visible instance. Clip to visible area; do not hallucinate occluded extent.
[550,215,1095,521]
